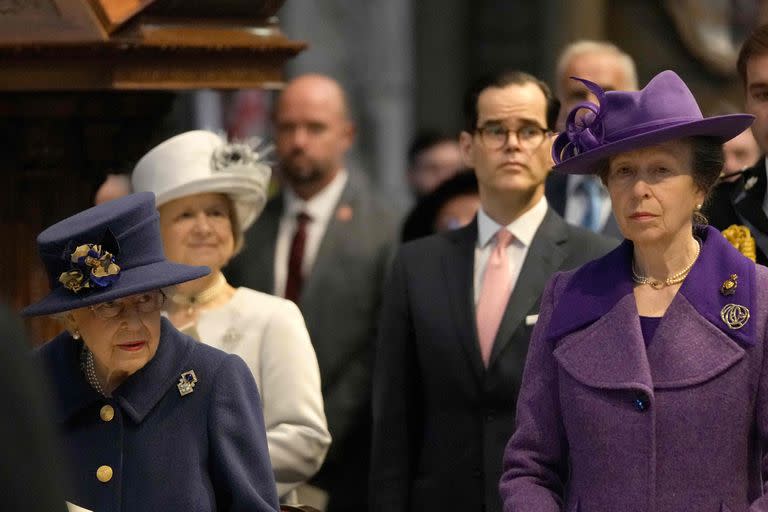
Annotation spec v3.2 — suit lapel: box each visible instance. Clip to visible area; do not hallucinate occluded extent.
[300,177,358,303]
[487,209,567,369]
[442,220,485,382]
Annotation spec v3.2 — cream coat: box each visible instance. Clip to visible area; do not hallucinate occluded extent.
[196,287,331,498]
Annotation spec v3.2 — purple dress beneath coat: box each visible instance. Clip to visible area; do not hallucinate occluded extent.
[499,225,768,512]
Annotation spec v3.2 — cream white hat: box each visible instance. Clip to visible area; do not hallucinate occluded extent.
[131,130,272,230]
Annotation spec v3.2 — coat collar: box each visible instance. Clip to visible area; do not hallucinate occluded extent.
[52,318,196,424]
[546,225,757,347]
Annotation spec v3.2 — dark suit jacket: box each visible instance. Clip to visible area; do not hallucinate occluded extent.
[0,306,67,512]
[227,172,398,510]
[39,318,279,512]
[704,158,768,265]
[545,172,622,238]
[369,209,617,512]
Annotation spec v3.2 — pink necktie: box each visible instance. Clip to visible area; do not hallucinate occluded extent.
[476,229,513,367]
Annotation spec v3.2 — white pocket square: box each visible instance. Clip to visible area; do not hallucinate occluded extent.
[525,314,539,326]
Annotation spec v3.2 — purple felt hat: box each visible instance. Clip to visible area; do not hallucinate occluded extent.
[552,70,754,174]
[22,192,210,317]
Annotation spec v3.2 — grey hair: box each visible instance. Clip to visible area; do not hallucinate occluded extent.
[555,40,638,95]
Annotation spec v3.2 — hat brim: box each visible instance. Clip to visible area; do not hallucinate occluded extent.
[154,174,267,230]
[552,114,754,174]
[21,260,210,317]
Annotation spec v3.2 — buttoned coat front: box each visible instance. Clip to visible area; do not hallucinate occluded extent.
[499,226,768,512]
[39,318,280,512]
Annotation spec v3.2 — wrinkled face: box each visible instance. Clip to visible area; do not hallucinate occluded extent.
[67,291,163,381]
[434,194,481,232]
[722,128,761,177]
[159,193,235,272]
[409,141,463,197]
[557,52,634,130]
[606,140,705,245]
[274,81,354,186]
[460,83,554,200]
[745,53,768,154]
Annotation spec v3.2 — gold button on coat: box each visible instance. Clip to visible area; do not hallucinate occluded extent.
[96,465,113,483]
[100,405,115,422]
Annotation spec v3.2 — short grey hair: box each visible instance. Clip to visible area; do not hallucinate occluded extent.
[555,40,638,95]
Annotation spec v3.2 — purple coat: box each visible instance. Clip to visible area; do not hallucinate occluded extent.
[499,225,768,512]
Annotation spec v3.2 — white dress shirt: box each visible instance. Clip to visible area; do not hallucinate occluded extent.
[473,196,549,305]
[564,174,612,232]
[274,170,349,297]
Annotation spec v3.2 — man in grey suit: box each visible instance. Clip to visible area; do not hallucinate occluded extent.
[227,74,397,511]
[370,71,617,512]
[545,40,638,239]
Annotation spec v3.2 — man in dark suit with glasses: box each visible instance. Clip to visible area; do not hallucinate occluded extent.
[370,70,616,512]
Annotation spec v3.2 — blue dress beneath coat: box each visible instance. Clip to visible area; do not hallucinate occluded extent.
[38,317,280,512]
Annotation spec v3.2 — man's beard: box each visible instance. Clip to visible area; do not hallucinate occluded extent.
[280,155,327,185]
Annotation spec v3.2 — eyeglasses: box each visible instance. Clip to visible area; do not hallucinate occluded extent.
[89,290,166,319]
[475,123,551,150]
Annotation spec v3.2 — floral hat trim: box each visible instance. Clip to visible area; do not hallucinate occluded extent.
[552,77,607,165]
[210,136,272,183]
[57,229,121,294]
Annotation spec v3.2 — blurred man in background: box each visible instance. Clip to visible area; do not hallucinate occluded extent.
[706,24,768,265]
[546,40,638,238]
[227,73,396,511]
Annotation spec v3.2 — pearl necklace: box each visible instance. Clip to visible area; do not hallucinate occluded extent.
[81,348,105,396]
[632,239,701,290]
[170,273,228,315]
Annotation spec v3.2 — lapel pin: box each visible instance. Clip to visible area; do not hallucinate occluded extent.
[335,204,353,222]
[177,370,198,396]
[745,176,758,191]
[721,303,750,330]
[720,274,738,296]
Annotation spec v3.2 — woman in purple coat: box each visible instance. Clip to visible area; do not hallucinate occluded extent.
[499,70,767,511]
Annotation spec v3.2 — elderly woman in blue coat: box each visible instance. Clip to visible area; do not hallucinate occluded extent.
[499,71,768,511]
[22,192,279,512]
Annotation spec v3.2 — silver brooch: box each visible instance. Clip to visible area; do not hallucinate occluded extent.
[177,370,198,396]
[745,176,758,191]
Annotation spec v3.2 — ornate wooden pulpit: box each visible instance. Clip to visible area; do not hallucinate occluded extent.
[0,0,305,342]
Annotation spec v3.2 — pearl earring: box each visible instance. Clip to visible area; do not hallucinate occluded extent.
[72,330,81,340]
[695,204,702,211]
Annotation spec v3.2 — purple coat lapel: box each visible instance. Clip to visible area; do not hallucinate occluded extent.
[553,293,653,395]
[646,294,744,388]
[547,225,756,346]
[548,225,754,391]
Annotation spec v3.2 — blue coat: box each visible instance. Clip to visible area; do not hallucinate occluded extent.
[39,317,279,512]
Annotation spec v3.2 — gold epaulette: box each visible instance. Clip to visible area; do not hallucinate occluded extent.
[722,225,757,262]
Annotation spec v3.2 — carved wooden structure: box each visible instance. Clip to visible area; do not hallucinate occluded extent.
[0,0,304,342]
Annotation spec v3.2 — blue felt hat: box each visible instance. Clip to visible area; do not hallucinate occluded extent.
[22,192,210,317]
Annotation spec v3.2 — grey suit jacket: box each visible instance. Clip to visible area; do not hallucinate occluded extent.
[227,172,397,509]
[370,209,618,512]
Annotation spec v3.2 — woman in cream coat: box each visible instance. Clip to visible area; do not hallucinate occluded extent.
[132,130,331,501]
